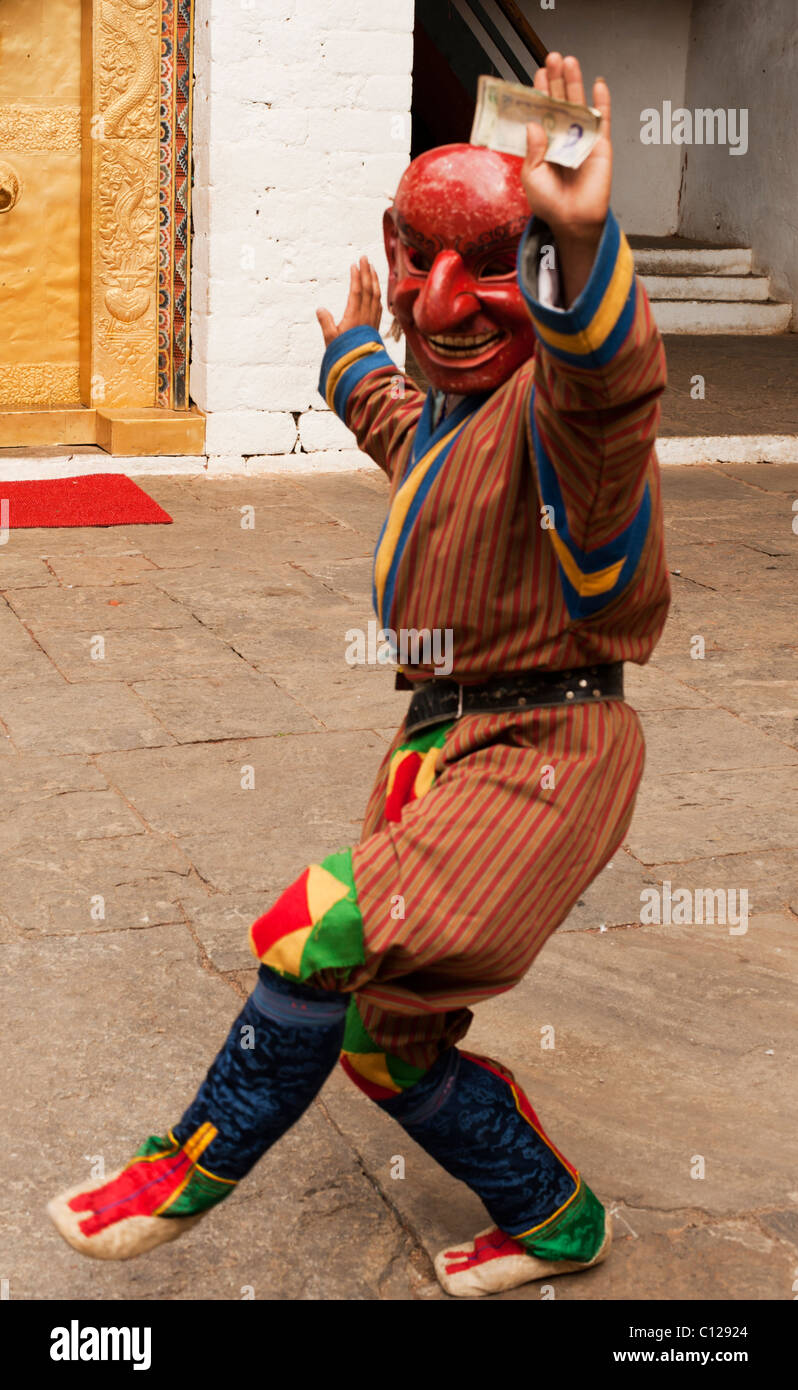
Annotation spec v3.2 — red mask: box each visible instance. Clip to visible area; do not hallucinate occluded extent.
[384,143,536,395]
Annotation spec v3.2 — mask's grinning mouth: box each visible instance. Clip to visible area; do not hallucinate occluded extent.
[424,330,505,358]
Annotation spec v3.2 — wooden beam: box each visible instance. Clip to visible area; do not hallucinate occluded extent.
[494,0,549,68]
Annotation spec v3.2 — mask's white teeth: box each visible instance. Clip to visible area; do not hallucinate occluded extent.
[425,331,504,356]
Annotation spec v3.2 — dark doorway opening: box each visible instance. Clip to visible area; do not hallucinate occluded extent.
[411,1,546,157]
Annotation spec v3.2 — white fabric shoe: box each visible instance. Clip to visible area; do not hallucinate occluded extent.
[47,1171,204,1261]
[434,1212,612,1297]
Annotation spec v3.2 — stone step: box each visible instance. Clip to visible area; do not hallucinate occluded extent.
[642,274,770,302]
[633,245,753,276]
[653,300,792,335]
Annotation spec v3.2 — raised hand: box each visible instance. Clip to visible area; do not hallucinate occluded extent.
[521,54,612,304]
[317,256,382,347]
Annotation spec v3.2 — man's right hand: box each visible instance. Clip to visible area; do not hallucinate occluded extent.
[317,256,382,347]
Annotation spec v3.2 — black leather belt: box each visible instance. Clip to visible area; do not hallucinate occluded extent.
[401,663,624,736]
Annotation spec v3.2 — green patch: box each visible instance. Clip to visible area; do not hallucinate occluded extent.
[342,997,375,1054]
[298,847,366,981]
[132,1134,175,1162]
[398,722,454,757]
[164,1165,234,1217]
[518,1179,606,1263]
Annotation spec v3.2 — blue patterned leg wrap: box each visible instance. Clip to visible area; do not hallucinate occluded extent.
[171,966,348,1182]
[379,1048,577,1235]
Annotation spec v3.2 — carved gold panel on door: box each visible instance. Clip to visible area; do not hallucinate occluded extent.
[82,0,161,409]
[0,0,83,405]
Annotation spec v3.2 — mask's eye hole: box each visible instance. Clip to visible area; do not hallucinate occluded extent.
[404,244,434,274]
[479,254,517,280]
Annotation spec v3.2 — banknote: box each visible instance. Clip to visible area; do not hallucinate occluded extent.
[470,75,602,168]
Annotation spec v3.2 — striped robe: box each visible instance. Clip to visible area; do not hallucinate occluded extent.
[253,210,670,1086]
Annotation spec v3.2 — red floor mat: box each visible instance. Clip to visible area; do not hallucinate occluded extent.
[0,474,172,528]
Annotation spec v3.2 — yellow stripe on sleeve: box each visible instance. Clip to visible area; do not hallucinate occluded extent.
[549,530,626,597]
[373,421,464,623]
[325,341,385,410]
[532,234,635,358]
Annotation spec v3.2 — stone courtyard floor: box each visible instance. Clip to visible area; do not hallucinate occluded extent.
[1,462,797,1302]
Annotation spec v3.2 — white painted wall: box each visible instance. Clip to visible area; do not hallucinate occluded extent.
[190,0,413,473]
[679,0,797,327]
[519,0,692,236]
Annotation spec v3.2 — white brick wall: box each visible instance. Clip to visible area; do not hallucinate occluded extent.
[190,0,414,472]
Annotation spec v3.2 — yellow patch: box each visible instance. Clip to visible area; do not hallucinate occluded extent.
[262,924,313,977]
[413,745,443,800]
[343,1050,401,1094]
[549,530,626,597]
[183,1122,217,1164]
[325,341,384,409]
[306,863,350,923]
[533,234,635,357]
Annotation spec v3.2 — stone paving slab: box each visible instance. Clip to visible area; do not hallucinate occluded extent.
[180,823,361,896]
[641,706,798,777]
[0,553,55,588]
[30,626,248,684]
[660,466,786,514]
[268,664,410,733]
[665,538,798,598]
[3,528,145,558]
[629,765,798,863]
[636,850,798,919]
[0,834,200,938]
[625,663,712,712]
[0,680,173,755]
[660,339,798,438]
[95,730,383,841]
[292,555,375,607]
[292,474,389,536]
[147,563,334,623]
[45,554,160,587]
[5,583,197,632]
[716,462,798,494]
[131,671,318,743]
[559,848,659,933]
[0,786,142,855]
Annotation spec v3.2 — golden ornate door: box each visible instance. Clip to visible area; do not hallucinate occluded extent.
[0,0,83,408]
[0,0,203,454]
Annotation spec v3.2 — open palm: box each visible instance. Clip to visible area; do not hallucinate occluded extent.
[317,256,382,347]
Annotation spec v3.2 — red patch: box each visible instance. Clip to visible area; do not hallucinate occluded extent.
[68,1152,191,1236]
[444,1227,525,1274]
[384,751,423,822]
[250,871,311,958]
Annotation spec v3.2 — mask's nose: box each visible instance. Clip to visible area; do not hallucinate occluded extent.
[413,250,481,334]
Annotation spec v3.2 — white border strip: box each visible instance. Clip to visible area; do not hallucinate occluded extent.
[1,438,796,481]
[657,435,798,465]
